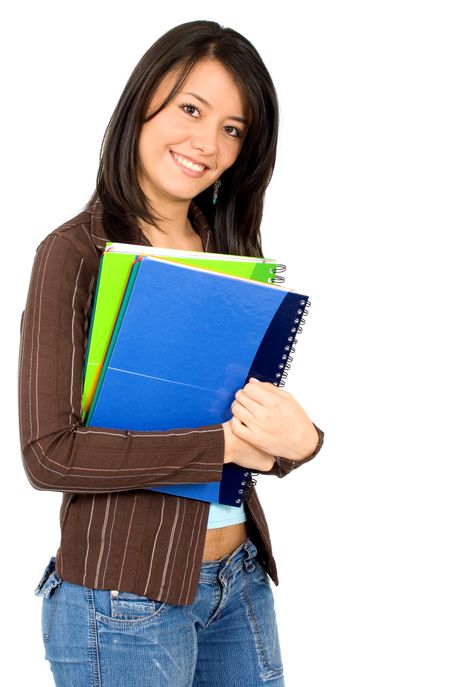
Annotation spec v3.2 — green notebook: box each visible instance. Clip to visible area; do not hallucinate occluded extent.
[81,242,285,419]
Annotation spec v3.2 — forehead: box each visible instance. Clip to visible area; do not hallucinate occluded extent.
[152,58,251,118]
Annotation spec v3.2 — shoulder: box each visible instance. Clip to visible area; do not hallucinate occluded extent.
[35,200,107,268]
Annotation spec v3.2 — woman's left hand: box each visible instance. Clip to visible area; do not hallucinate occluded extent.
[230,378,319,462]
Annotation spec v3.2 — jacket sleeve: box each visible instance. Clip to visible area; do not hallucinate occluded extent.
[18,232,224,494]
[262,423,324,478]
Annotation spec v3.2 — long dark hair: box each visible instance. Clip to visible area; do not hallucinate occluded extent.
[85,20,279,258]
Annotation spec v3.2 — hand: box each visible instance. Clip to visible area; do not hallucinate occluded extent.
[222,420,276,472]
[230,378,319,462]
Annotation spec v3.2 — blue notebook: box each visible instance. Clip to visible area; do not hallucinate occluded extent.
[86,257,308,505]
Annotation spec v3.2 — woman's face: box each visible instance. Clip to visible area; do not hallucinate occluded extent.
[137,58,251,206]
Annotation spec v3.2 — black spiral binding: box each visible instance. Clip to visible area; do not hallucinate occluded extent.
[236,470,256,505]
[268,263,286,284]
[242,471,259,504]
[275,298,310,388]
[242,294,311,504]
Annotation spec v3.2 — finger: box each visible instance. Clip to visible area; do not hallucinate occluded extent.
[230,415,251,440]
[248,378,276,391]
[234,389,265,414]
[231,399,255,427]
[244,380,291,402]
[240,383,277,406]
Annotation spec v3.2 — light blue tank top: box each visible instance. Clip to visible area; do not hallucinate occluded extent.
[206,501,247,529]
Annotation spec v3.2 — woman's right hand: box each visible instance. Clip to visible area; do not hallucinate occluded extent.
[222,420,276,472]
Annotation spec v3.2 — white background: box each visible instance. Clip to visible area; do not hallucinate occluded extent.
[2,1,449,685]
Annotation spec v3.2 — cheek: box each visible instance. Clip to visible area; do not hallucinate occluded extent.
[145,112,192,148]
[138,129,180,172]
[218,141,243,171]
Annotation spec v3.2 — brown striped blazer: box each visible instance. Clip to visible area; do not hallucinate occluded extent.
[18,198,324,606]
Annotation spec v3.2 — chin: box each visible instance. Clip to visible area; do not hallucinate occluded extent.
[165,183,206,202]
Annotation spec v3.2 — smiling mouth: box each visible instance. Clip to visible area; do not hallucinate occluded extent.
[170,151,209,175]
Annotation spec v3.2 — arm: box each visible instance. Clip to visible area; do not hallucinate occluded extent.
[18,232,224,494]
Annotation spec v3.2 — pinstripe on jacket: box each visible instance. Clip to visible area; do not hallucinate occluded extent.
[18,198,324,606]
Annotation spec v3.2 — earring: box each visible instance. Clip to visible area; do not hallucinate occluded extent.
[212,178,221,205]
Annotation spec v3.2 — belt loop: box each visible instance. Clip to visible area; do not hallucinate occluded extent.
[244,556,256,573]
[243,539,256,573]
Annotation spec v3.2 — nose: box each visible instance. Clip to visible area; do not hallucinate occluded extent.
[190,122,218,157]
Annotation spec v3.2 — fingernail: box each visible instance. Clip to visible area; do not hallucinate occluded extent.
[249,377,260,382]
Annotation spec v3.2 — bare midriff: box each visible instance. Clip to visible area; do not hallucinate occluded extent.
[202,521,249,561]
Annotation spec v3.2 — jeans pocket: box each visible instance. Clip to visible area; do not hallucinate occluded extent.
[35,557,62,642]
[110,590,167,621]
[95,589,169,629]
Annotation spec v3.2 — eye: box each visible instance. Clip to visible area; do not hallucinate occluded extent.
[224,125,242,138]
[180,103,201,117]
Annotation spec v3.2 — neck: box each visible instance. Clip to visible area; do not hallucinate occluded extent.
[138,198,198,248]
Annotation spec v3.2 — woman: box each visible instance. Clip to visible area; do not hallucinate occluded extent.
[19,20,324,686]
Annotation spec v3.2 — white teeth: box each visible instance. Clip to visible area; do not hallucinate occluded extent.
[173,153,205,172]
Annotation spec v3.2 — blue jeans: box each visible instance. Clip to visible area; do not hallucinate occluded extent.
[35,538,285,686]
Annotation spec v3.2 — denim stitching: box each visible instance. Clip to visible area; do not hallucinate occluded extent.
[86,588,102,687]
[94,601,169,628]
[241,568,284,682]
[42,581,61,642]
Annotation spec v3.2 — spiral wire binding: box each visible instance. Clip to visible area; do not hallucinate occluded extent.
[268,263,286,284]
[274,298,310,388]
[242,471,259,504]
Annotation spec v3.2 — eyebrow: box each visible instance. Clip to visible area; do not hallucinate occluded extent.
[183,91,250,127]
